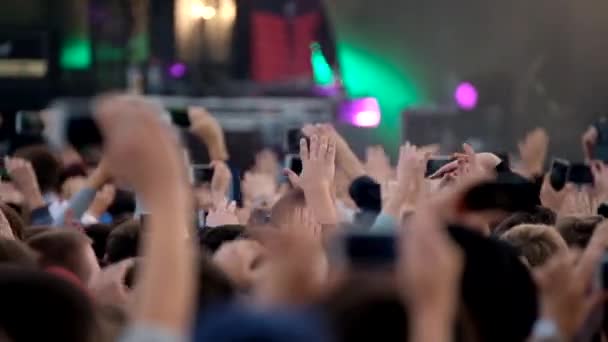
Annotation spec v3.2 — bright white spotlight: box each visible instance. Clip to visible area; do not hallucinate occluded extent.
[191,2,216,20]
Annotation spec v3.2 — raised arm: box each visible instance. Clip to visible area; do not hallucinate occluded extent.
[95,94,196,335]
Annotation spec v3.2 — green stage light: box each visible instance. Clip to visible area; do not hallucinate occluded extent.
[60,37,92,70]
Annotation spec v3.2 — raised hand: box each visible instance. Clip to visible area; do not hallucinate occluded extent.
[210,160,232,198]
[365,145,393,184]
[206,198,239,228]
[517,128,549,178]
[94,95,188,197]
[254,207,326,305]
[89,258,135,307]
[4,157,45,209]
[382,143,429,219]
[94,94,195,332]
[533,249,603,340]
[540,174,574,213]
[582,126,598,162]
[285,133,338,225]
[188,106,229,161]
[399,206,463,342]
[299,134,336,188]
[301,123,365,181]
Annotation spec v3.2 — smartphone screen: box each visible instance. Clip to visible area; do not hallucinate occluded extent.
[549,159,570,191]
[191,164,214,186]
[15,110,44,135]
[425,157,454,177]
[169,108,191,128]
[285,154,303,175]
[568,163,593,185]
[343,233,396,269]
[285,128,310,154]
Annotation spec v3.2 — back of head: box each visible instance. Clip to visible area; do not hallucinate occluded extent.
[0,267,95,342]
[556,215,604,248]
[27,229,96,282]
[0,239,37,267]
[84,223,113,263]
[448,226,538,342]
[0,203,26,240]
[501,224,568,267]
[322,275,408,342]
[105,219,141,263]
[22,226,50,240]
[107,189,136,223]
[14,145,62,193]
[492,206,557,236]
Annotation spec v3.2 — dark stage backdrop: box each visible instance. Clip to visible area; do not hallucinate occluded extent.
[327,0,608,160]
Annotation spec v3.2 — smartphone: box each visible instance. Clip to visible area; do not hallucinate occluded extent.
[494,152,511,169]
[169,108,191,128]
[462,173,538,213]
[425,156,454,177]
[191,164,214,186]
[15,110,44,135]
[568,163,593,185]
[549,158,570,191]
[285,154,303,175]
[285,128,309,154]
[342,232,397,269]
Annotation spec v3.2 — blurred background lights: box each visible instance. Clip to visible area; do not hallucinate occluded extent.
[340,97,381,128]
[191,2,217,20]
[454,82,478,110]
[169,62,187,78]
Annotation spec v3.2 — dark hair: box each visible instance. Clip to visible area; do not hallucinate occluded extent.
[449,225,538,342]
[107,190,136,222]
[59,163,88,186]
[0,267,96,342]
[322,275,408,342]
[492,206,557,236]
[0,239,38,267]
[105,220,141,263]
[22,226,51,240]
[27,229,94,282]
[556,215,604,248]
[13,145,62,193]
[0,203,26,240]
[348,176,381,213]
[199,225,247,254]
[84,223,114,264]
[197,256,236,311]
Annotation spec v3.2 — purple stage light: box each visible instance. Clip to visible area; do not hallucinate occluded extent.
[340,97,381,128]
[169,62,187,78]
[454,82,478,110]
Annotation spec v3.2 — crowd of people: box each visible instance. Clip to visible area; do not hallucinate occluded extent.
[1,94,608,342]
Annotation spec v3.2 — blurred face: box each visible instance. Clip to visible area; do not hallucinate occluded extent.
[212,239,266,289]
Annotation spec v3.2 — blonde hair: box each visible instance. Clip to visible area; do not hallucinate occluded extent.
[501,224,568,268]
